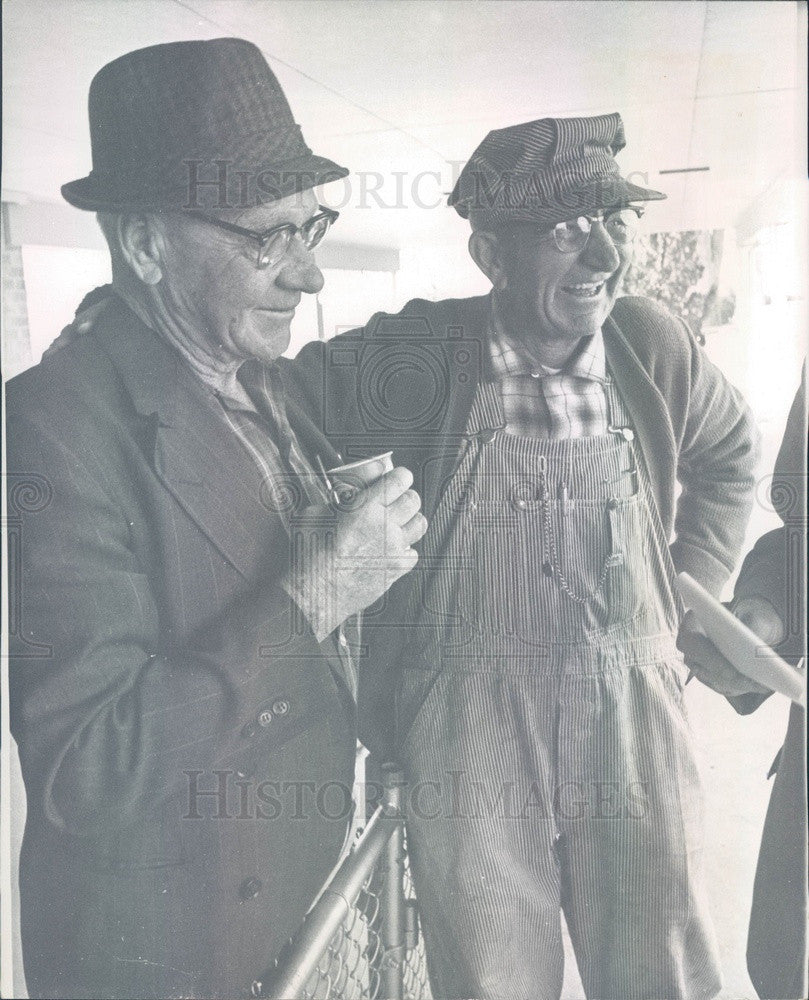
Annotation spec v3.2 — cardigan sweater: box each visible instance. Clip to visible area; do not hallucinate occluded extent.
[289,292,759,596]
[287,293,760,754]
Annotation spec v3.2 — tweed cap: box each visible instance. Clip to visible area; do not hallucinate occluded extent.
[449,113,665,227]
[62,38,349,212]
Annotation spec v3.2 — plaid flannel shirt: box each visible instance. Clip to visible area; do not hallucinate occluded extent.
[216,364,326,512]
[489,318,611,439]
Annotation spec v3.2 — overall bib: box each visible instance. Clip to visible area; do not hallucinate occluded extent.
[397,380,722,1000]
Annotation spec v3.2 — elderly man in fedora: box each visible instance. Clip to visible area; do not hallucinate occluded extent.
[6,38,427,1000]
[289,114,759,998]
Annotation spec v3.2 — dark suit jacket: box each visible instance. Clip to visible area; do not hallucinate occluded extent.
[286,293,759,758]
[7,296,356,1000]
[732,370,807,1000]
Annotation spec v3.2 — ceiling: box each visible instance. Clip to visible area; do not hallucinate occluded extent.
[2,0,806,253]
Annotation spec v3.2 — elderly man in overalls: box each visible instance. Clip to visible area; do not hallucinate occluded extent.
[293,114,759,999]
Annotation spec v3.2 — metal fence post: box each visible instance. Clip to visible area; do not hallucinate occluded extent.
[379,763,406,999]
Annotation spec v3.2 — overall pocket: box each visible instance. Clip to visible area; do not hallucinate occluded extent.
[550,492,652,630]
[602,494,653,627]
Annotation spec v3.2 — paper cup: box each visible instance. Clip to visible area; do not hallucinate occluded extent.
[327,451,394,506]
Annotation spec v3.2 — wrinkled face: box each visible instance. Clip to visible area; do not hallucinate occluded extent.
[495,214,632,357]
[155,189,325,366]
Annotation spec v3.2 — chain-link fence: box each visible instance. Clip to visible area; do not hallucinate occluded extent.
[253,763,432,1000]
[399,857,432,1000]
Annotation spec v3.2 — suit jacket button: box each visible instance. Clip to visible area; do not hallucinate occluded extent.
[241,722,258,739]
[238,876,262,901]
[271,699,290,716]
[258,709,274,727]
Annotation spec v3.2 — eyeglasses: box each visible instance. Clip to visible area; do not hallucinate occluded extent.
[550,206,644,254]
[186,206,339,269]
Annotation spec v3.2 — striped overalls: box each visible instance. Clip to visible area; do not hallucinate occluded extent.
[397,379,722,999]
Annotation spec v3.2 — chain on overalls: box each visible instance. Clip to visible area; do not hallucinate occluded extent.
[397,379,722,1000]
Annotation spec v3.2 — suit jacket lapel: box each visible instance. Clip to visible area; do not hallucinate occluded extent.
[93,299,286,579]
[153,388,285,579]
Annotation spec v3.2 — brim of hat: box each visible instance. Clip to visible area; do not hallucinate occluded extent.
[61,154,349,212]
[537,177,668,220]
[609,178,667,205]
[454,175,667,223]
[549,177,667,223]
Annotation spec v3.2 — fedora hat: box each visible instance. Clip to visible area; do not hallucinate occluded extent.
[62,38,349,212]
[449,112,665,228]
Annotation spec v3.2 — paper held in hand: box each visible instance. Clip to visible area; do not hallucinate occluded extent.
[677,572,806,707]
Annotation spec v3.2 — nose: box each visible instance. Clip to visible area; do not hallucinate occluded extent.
[275,237,324,295]
[581,220,620,274]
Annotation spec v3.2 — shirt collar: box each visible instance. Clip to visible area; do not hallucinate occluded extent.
[488,300,608,383]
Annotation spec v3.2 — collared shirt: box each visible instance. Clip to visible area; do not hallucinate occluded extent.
[215,364,325,515]
[488,314,611,439]
[214,366,359,700]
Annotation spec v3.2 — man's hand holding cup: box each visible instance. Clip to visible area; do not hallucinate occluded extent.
[283,454,427,641]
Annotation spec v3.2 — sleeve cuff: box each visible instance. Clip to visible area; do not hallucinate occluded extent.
[669,540,730,598]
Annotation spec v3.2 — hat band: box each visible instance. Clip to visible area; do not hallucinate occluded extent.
[83,151,340,211]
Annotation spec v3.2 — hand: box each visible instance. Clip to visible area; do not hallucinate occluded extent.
[676,597,784,698]
[42,299,108,359]
[283,466,427,640]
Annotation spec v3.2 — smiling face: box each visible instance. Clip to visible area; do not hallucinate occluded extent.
[492,215,632,366]
[153,189,325,369]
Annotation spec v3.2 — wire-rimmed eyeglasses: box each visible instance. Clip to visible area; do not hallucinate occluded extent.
[550,206,645,254]
[187,206,339,269]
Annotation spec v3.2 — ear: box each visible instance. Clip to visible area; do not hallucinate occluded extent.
[468,231,508,291]
[117,214,164,285]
